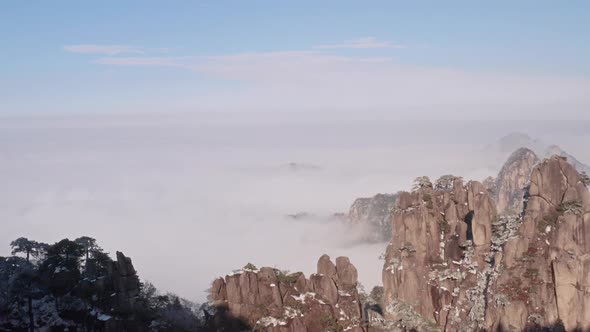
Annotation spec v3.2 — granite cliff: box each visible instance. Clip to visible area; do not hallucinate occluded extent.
[210,255,365,332]
[492,148,540,215]
[382,156,590,331]
[348,193,399,242]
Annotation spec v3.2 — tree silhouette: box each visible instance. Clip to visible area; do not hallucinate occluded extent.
[39,239,84,310]
[74,236,101,261]
[9,264,41,332]
[10,237,48,263]
[47,239,84,266]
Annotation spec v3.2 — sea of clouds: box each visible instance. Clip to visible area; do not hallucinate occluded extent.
[1,112,588,302]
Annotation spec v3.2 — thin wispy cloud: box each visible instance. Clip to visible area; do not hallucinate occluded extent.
[93,56,184,67]
[64,41,590,115]
[314,37,406,49]
[64,44,144,55]
[88,49,590,113]
[95,51,392,71]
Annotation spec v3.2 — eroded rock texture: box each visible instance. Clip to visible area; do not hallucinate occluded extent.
[491,156,590,331]
[109,251,141,312]
[545,145,590,175]
[494,148,539,215]
[348,193,399,242]
[211,255,365,332]
[382,175,496,331]
[382,156,590,331]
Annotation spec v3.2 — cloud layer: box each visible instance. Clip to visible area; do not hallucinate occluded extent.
[63,43,590,116]
[3,114,590,301]
[0,114,516,302]
[64,44,143,55]
[314,37,406,49]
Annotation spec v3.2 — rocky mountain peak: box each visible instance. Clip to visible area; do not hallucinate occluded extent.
[347,193,398,242]
[109,251,141,313]
[494,147,539,214]
[210,255,364,331]
[544,144,590,175]
[381,156,590,331]
[493,155,590,330]
[382,175,497,330]
[484,132,590,174]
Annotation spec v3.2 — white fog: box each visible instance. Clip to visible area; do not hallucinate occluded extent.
[2,113,589,302]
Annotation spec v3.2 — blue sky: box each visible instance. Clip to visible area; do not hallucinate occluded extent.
[2,1,590,115]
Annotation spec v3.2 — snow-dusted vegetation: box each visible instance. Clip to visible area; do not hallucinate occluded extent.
[0,237,208,331]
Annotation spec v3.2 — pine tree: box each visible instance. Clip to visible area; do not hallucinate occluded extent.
[10,238,48,263]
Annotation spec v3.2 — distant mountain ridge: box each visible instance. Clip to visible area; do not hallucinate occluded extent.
[278,162,321,172]
[484,132,590,174]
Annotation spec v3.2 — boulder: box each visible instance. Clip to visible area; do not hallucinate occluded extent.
[335,256,358,288]
[317,254,337,278]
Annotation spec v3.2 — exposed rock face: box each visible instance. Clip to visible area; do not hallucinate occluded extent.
[348,193,398,242]
[109,251,141,312]
[381,156,590,331]
[482,176,496,195]
[491,156,590,331]
[545,144,590,175]
[210,255,364,332]
[382,175,496,331]
[494,148,539,214]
